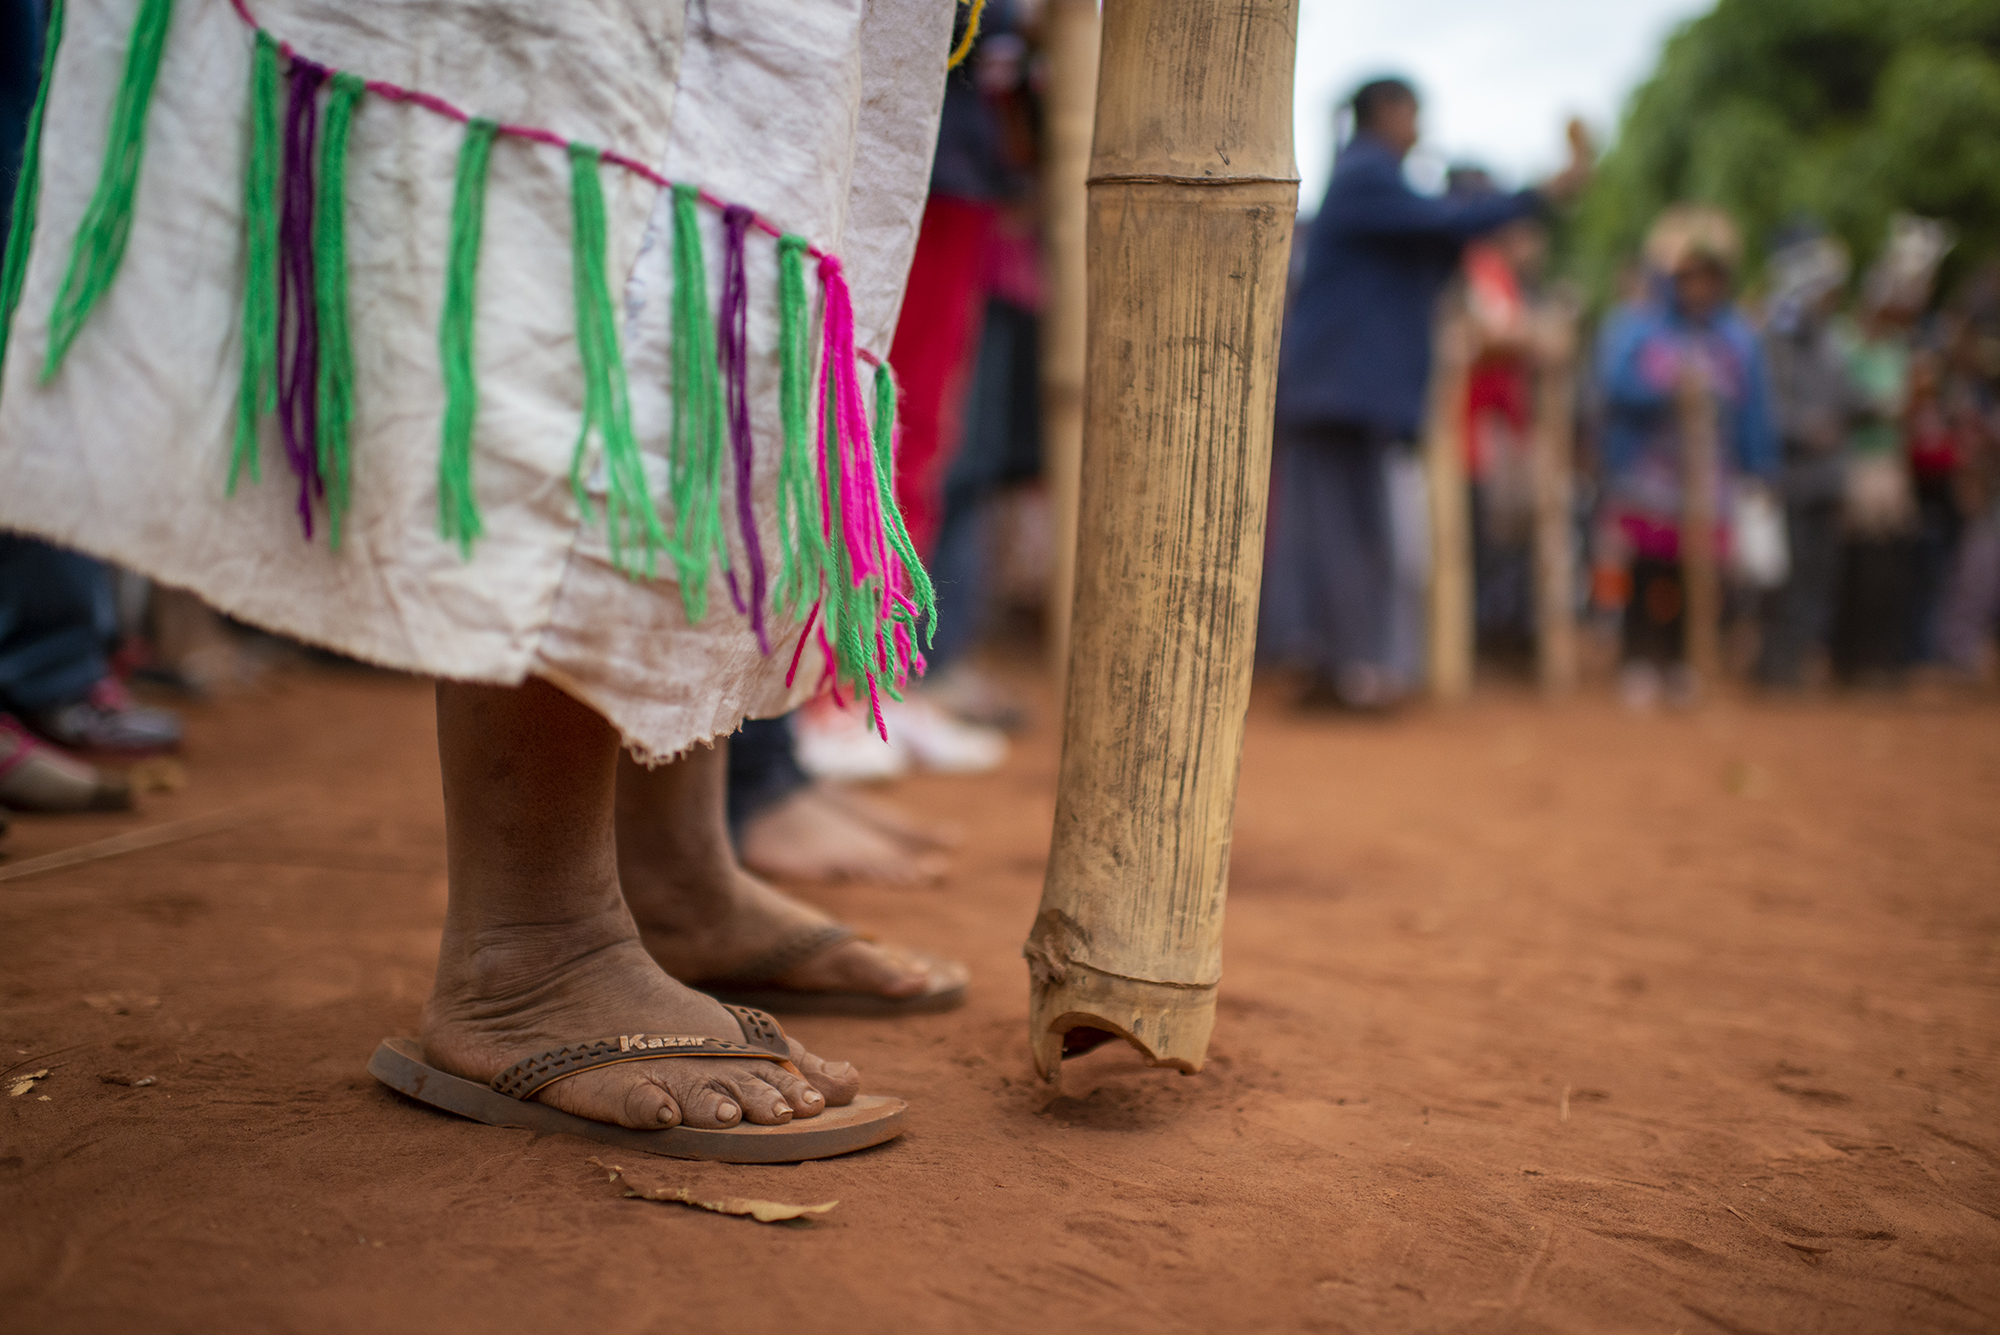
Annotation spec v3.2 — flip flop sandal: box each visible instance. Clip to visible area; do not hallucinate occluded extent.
[694,923,968,1017]
[367,1003,905,1164]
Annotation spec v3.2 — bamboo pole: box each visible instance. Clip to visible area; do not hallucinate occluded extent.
[1040,0,1099,686]
[1531,308,1580,695]
[1424,312,1475,702]
[1677,369,1723,680]
[1024,0,1298,1082]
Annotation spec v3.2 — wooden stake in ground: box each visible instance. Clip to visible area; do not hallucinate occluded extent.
[1024,0,1299,1082]
[1039,0,1100,687]
[1424,312,1476,703]
[1531,307,1580,696]
[1676,367,1723,680]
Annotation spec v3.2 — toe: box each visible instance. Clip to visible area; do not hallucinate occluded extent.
[623,1077,682,1130]
[788,1036,861,1106]
[735,1074,797,1126]
[680,1080,745,1129]
[762,1064,827,1119]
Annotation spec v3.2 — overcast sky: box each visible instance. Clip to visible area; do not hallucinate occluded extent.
[1293,0,1715,204]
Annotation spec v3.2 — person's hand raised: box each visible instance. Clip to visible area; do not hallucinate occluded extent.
[1541,118,1595,204]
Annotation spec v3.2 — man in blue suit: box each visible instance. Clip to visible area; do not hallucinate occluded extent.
[1261,78,1588,709]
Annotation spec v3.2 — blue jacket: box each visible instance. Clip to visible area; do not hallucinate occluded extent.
[1596,296,1779,523]
[1275,133,1543,439]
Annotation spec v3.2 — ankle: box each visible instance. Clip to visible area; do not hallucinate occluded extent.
[432,905,637,1008]
[615,812,743,916]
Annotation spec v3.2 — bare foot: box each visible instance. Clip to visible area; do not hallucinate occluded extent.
[421,906,860,1129]
[814,783,965,852]
[738,785,949,885]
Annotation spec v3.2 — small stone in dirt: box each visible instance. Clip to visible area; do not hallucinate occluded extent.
[99,1073,157,1087]
[82,993,161,1016]
[9,1069,50,1097]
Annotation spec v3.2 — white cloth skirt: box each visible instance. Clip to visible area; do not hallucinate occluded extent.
[0,0,951,759]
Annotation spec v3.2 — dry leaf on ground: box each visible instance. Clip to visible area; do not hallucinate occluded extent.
[9,1069,51,1097]
[592,1160,837,1223]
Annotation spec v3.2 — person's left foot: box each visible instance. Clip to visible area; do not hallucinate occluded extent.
[27,677,182,755]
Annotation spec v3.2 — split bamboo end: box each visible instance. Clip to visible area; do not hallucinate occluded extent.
[1026,962,1217,1084]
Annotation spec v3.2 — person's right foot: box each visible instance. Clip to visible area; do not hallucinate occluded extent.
[738,784,949,885]
[421,908,861,1130]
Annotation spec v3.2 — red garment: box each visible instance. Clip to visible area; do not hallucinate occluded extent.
[1907,401,1959,479]
[1464,356,1531,476]
[1460,241,1532,476]
[888,196,999,558]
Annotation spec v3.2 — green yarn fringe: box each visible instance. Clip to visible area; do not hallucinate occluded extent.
[667,183,728,620]
[870,362,934,648]
[772,233,830,620]
[0,0,65,396]
[436,117,497,555]
[314,72,364,548]
[229,29,281,492]
[567,142,664,576]
[41,0,175,383]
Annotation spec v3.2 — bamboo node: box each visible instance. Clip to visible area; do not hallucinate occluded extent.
[1022,908,1091,986]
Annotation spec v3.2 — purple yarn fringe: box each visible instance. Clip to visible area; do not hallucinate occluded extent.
[719,205,770,653]
[276,57,327,538]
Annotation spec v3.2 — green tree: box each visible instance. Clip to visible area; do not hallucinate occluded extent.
[1573,0,2000,302]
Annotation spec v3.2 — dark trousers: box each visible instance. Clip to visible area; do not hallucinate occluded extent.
[1832,538,1916,682]
[1471,480,1534,658]
[1755,500,1841,686]
[1,0,42,227]
[725,715,808,838]
[0,534,114,713]
[1260,422,1397,681]
[927,299,1041,673]
[1909,475,1962,663]
[1622,557,1685,666]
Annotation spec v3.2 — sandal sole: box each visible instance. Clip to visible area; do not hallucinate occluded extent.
[367,1037,905,1164]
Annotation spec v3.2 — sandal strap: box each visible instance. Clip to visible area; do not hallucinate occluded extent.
[704,922,858,989]
[490,1004,792,1101]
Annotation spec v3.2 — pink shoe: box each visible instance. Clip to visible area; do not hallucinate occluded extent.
[0,715,131,813]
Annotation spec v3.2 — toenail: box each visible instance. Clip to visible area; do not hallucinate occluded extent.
[657,1108,675,1124]
[801,1089,822,1105]
[716,1102,738,1121]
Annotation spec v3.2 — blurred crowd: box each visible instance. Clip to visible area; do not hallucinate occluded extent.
[1264,74,2000,714]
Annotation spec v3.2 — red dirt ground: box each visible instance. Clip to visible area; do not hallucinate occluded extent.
[2,664,1997,1334]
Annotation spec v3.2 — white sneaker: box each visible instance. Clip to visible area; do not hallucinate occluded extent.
[880,696,1007,775]
[794,701,909,782]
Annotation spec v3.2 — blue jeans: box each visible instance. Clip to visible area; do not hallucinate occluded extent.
[0,535,115,712]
